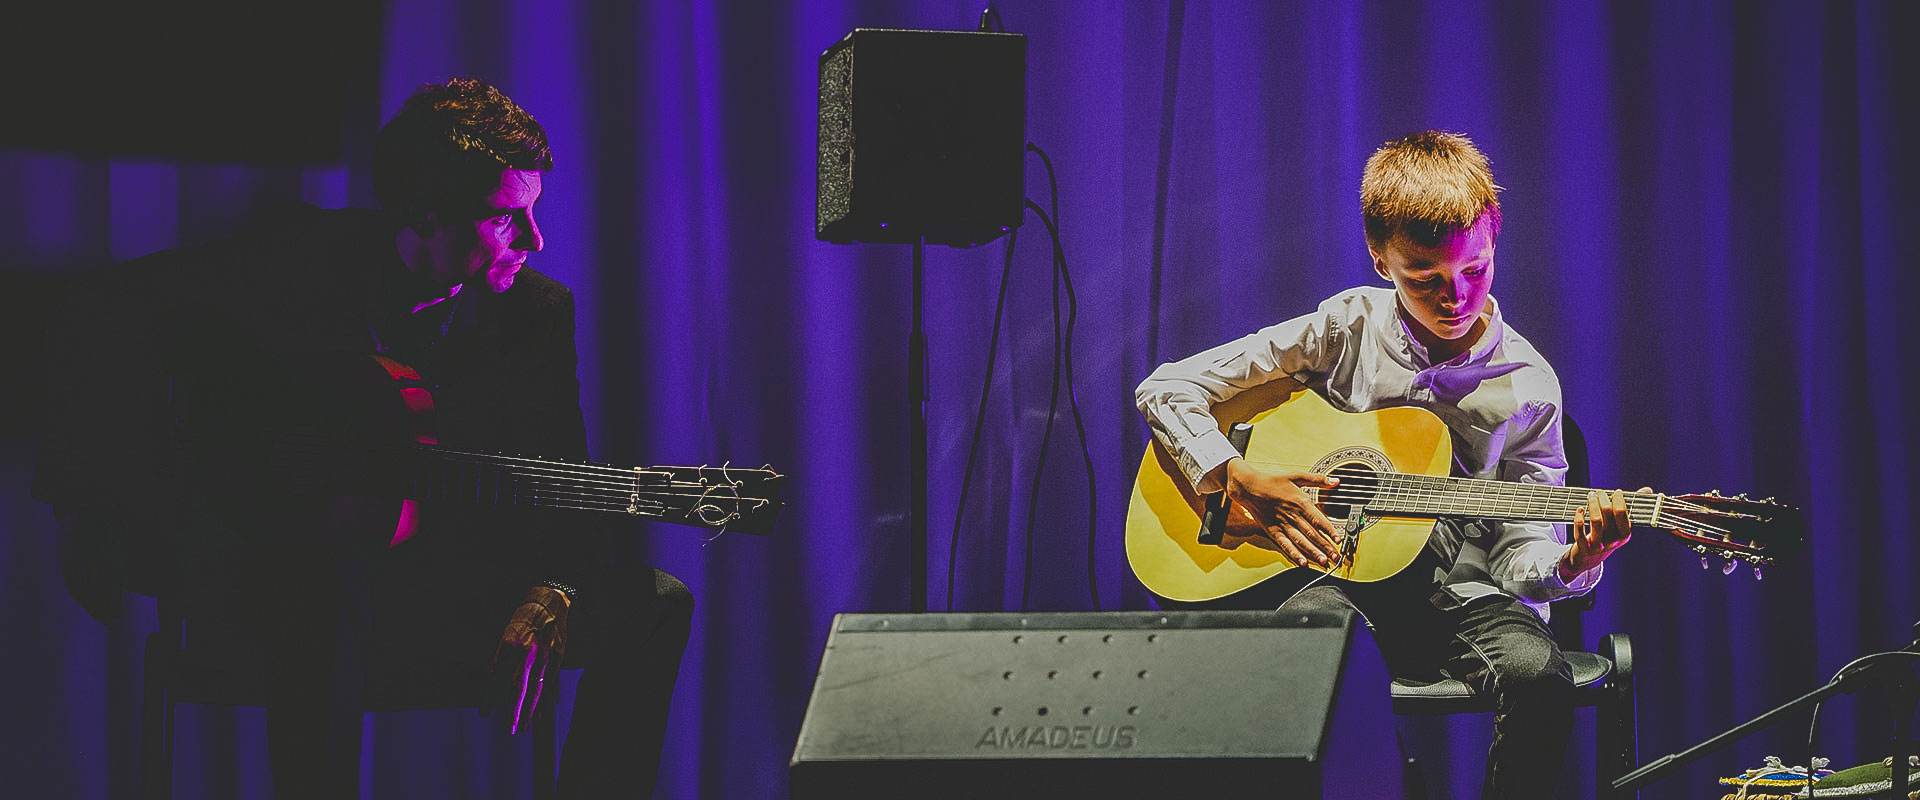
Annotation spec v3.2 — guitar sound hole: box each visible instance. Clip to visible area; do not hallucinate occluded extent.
[1322,464,1380,521]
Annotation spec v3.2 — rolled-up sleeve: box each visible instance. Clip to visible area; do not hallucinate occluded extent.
[1485,397,1601,602]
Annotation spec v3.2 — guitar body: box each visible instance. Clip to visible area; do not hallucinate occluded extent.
[1126,379,1455,602]
[181,352,440,544]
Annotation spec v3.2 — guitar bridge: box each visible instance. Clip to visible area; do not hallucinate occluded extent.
[1337,506,1367,571]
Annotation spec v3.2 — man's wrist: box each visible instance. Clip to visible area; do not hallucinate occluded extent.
[1556,555,1587,584]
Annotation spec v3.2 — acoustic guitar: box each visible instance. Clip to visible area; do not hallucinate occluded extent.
[1125,379,1803,603]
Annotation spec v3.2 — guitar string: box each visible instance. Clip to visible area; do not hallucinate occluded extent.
[1341,484,1733,534]
[270,446,769,512]
[277,431,777,485]
[429,491,767,526]
[275,451,753,504]
[1241,460,1732,518]
[403,477,766,508]
[1315,483,1711,522]
[1238,456,1743,514]
[394,481,764,515]
[1310,476,1706,516]
[1206,476,1747,543]
[1317,480,1742,540]
[1227,464,1751,542]
[274,438,774,497]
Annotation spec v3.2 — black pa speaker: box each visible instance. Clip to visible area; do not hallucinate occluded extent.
[789,610,1356,799]
[816,28,1026,247]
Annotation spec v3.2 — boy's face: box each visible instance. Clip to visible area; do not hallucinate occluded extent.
[1370,214,1497,353]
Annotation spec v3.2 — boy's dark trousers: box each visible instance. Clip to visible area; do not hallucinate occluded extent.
[1176,549,1576,800]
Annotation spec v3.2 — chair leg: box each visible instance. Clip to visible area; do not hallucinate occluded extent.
[1394,722,1430,800]
[534,690,557,800]
[1596,633,1637,800]
[141,631,173,800]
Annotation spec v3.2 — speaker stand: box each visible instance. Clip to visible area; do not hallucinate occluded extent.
[909,237,929,612]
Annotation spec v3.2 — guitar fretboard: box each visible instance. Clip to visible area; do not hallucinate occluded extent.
[273,432,779,533]
[397,447,675,516]
[1340,472,1669,527]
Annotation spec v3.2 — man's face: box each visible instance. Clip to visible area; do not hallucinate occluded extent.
[1370,214,1497,351]
[422,168,545,293]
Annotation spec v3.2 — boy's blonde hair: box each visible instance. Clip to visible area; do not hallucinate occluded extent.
[1361,131,1502,250]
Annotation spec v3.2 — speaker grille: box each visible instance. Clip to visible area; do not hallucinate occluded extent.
[815,28,1026,247]
[816,41,856,235]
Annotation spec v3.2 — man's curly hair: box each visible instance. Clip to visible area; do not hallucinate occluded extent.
[1361,130,1502,250]
[373,77,552,231]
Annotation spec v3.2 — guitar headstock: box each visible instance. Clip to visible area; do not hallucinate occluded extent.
[637,463,786,535]
[1663,492,1805,574]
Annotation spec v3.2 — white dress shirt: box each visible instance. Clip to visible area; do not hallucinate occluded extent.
[1135,286,1599,619]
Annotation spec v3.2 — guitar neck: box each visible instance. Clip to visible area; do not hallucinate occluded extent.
[322,445,780,533]
[1354,472,1667,527]
[395,447,673,517]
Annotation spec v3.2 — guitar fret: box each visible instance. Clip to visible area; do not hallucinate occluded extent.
[318,443,778,534]
[1357,473,1663,525]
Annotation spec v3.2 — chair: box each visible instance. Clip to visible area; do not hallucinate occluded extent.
[139,593,560,799]
[1387,415,1639,800]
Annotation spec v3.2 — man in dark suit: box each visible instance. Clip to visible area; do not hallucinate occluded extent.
[35,77,689,799]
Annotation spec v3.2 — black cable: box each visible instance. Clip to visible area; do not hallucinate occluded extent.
[1801,650,1920,797]
[945,228,1019,611]
[1026,143,1099,611]
[1018,197,1095,612]
[1018,198,1065,613]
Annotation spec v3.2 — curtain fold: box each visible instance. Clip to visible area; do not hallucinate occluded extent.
[3,2,1913,797]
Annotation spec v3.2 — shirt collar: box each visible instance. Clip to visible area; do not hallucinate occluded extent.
[1394,294,1507,368]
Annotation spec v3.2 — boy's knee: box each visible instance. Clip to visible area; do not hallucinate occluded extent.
[1497,649,1573,701]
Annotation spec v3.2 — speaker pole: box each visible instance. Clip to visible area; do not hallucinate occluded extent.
[909,236,929,613]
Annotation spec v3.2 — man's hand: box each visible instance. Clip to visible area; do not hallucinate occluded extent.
[488,585,570,734]
[1558,488,1642,582]
[1219,457,1343,567]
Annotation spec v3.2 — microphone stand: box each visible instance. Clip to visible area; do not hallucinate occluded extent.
[1613,622,1919,796]
[909,237,927,612]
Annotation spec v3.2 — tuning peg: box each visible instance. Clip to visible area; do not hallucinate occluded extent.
[1753,566,1763,580]
[1721,559,1737,575]
[1709,489,1723,497]
[1735,492,1749,500]
[1701,556,1710,570]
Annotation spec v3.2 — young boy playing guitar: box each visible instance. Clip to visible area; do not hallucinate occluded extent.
[1134,131,1633,798]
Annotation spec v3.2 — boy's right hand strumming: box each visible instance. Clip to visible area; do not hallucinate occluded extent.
[1216,457,1343,567]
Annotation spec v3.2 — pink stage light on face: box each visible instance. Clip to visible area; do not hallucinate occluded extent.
[421,169,545,294]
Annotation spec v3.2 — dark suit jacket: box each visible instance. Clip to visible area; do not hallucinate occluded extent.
[34,203,605,620]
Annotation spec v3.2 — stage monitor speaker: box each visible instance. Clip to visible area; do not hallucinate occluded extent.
[789,610,1355,799]
[816,28,1026,248]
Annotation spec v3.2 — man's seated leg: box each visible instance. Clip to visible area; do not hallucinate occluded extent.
[257,539,374,800]
[555,567,694,800]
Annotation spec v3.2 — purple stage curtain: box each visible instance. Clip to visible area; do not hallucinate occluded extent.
[2,2,1915,798]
